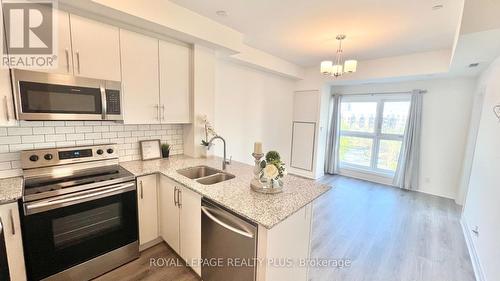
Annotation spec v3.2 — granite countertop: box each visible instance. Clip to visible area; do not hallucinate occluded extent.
[0,177,23,204]
[120,155,331,229]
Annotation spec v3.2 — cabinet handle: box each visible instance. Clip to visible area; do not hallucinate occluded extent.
[154,104,159,121]
[65,48,70,73]
[3,96,9,121]
[161,105,165,121]
[139,181,144,199]
[178,189,182,208]
[173,187,178,206]
[9,209,15,235]
[76,50,81,74]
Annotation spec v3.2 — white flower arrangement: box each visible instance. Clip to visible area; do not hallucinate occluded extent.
[259,151,287,183]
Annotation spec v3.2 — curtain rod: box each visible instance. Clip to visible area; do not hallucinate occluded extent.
[336,90,427,96]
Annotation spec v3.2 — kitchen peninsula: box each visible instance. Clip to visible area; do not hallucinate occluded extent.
[120,155,331,281]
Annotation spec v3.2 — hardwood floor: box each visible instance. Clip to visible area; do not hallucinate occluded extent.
[95,175,475,281]
[308,175,475,281]
[94,243,200,281]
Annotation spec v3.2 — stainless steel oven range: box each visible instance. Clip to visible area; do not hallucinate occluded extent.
[19,144,138,281]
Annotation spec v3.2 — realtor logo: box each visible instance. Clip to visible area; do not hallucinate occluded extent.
[1,0,57,68]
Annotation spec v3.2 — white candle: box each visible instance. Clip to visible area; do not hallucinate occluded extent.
[254,142,262,154]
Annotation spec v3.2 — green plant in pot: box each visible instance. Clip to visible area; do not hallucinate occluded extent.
[161,143,170,158]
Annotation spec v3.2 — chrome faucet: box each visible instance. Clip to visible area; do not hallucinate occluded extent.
[207,135,231,170]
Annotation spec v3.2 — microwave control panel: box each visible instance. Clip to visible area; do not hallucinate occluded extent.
[106,89,121,115]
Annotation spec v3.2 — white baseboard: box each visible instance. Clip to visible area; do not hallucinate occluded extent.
[461,218,486,281]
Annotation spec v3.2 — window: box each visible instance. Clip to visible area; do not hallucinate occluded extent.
[338,96,410,176]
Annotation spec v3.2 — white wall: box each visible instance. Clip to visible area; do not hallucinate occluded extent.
[213,59,295,166]
[462,56,500,281]
[333,77,477,200]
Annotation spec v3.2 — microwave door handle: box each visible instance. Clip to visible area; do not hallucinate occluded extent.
[25,182,136,215]
[100,85,107,120]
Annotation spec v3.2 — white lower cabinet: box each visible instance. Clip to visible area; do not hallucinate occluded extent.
[159,175,201,276]
[0,202,27,281]
[136,175,159,246]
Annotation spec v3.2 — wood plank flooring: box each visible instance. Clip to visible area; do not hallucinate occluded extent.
[308,175,475,281]
[95,175,475,281]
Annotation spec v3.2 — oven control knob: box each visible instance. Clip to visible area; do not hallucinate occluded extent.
[96,149,104,155]
[29,155,39,162]
[44,154,53,160]
[107,148,114,154]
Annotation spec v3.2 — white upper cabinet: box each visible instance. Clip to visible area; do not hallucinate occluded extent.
[159,40,191,123]
[51,10,73,75]
[69,14,121,81]
[0,70,16,127]
[120,29,160,124]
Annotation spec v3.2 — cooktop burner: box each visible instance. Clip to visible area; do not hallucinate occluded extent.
[23,165,134,197]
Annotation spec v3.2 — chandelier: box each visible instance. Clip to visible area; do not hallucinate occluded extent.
[320,35,357,77]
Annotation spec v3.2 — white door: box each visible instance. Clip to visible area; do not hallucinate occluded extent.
[291,122,316,171]
[159,175,180,253]
[120,29,160,124]
[137,175,159,245]
[293,90,319,122]
[159,40,191,123]
[0,202,27,281]
[179,186,201,276]
[69,14,121,81]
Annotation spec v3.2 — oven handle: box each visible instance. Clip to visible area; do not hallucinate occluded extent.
[24,182,136,215]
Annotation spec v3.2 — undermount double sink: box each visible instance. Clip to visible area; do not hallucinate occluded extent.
[177,165,235,185]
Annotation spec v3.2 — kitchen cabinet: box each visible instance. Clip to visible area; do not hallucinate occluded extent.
[120,30,160,124]
[51,10,74,75]
[137,175,159,246]
[69,14,121,81]
[0,202,27,281]
[0,70,16,126]
[159,40,191,123]
[159,175,201,275]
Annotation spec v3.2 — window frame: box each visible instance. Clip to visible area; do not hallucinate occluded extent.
[338,94,410,177]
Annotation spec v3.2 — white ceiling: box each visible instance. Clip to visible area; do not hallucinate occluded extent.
[170,0,463,67]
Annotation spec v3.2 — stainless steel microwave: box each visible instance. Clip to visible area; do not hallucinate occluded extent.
[12,69,123,121]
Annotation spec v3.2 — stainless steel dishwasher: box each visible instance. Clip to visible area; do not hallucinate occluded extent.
[201,198,258,281]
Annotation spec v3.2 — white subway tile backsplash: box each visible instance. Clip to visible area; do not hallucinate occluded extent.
[55,127,75,134]
[0,121,184,178]
[66,133,85,141]
[45,134,66,142]
[75,126,93,133]
[22,135,45,143]
[7,127,33,135]
[33,127,55,135]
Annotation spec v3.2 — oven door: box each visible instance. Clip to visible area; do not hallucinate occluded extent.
[20,182,138,281]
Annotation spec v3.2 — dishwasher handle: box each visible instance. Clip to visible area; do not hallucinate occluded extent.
[201,206,254,239]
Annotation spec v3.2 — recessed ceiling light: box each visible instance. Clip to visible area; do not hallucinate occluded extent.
[469,63,480,68]
[215,10,227,17]
[432,4,444,10]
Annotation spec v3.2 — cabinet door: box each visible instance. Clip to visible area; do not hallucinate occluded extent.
[137,175,159,245]
[159,175,180,253]
[48,9,73,75]
[69,14,121,81]
[0,202,27,281]
[293,90,319,122]
[159,40,191,123]
[179,186,201,276]
[120,29,160,124]
[0,70,16,126]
